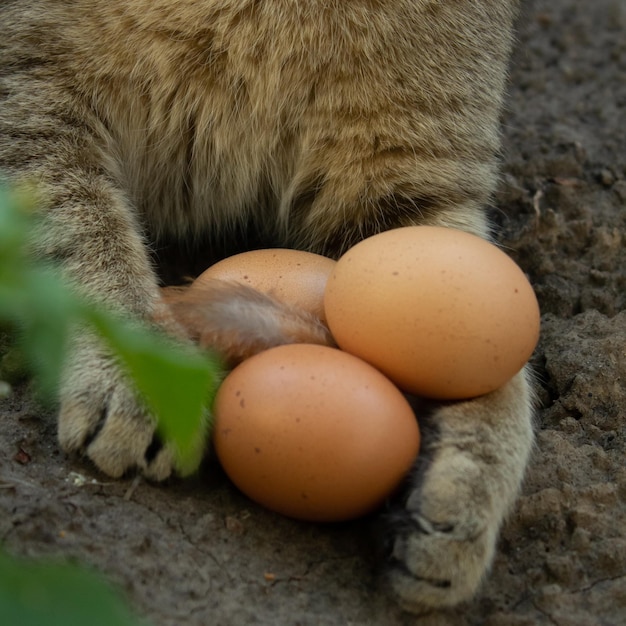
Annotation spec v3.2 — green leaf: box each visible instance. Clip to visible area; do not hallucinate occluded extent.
[0,186,32,262]
[13,267,80,399]
[0,552,146,626]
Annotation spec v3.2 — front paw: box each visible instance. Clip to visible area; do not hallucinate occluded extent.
[57,338,207,480]
[382,372,534,612]
[385,450,502,610]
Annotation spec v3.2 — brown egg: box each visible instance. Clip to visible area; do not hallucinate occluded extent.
[191,248,335,322]
[213,344,420,522]
[324,226,540,400]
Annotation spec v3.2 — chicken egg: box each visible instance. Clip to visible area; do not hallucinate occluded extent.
[324,226,540,399]
[213,343,420,522]
[191,248,335,322]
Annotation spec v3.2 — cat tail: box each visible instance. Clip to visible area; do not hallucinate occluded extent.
[160,279,335,367]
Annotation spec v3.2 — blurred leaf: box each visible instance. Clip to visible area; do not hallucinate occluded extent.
[0,183,224,464]
[0,186,32,262]
[0,551,146,626]
[0,179,225,623]
[12,268,79,399]
[0,345,29,385]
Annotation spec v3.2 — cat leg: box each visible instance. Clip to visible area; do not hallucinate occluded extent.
[47,203,196,480]
[382,368,534,611]
[0,83,198,479]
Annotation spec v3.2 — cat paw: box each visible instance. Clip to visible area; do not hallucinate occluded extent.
[384,451,502,610]
[57,338,206,480]
[382,372,534,612]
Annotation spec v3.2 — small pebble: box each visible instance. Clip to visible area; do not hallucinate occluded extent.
[599,169,615,186]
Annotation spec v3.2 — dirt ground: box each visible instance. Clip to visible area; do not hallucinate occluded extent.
[1,0,625,624]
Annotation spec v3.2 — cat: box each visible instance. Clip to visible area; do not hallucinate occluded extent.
[0,0,534,613]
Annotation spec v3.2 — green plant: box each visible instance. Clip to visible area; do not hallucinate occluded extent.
[0,552,145,626]
[0,185,223,624]
[0,185,223,467]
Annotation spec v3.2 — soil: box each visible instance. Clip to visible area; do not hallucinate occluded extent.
[1,0,625,624]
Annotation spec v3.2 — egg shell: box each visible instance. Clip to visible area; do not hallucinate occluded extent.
[324,226,540,400]
[191,248,335,322]
[213,344,420,522]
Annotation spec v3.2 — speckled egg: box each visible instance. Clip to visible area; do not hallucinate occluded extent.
[324,226,540,399]
[213,343,420,522]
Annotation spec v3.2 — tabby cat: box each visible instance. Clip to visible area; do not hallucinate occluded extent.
[0,0,534,612]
